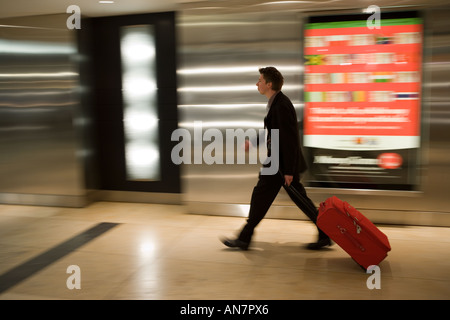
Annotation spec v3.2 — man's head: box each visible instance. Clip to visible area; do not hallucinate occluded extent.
[256,67,284,96]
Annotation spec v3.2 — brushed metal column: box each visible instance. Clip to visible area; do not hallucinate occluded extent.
[0,14,91,207]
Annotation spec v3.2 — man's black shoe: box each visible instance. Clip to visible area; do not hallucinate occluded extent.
[221,238,249,250]
[306,237,332,250]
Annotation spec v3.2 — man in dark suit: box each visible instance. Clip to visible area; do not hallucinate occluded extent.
[221,67,331,250]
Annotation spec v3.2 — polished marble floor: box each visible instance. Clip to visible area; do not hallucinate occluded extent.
[0,201,448,300]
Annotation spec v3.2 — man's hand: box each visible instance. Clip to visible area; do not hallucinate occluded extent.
[284,175,293,187]
[244,139,251,151]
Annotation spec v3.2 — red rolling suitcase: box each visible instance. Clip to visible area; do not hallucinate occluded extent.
[317,196,391,270]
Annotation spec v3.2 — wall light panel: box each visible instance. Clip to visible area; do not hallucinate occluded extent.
[120,25,160,181]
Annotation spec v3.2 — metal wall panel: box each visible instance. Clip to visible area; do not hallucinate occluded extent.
[0,14,89,207]
[177,11,304,205]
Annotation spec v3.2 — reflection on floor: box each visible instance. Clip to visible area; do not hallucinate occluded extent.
[0,201,448,300]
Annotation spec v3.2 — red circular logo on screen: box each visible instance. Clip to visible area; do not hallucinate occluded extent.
[377,153,403,169]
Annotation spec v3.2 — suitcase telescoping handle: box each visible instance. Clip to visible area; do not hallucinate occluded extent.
[278,171,318,219]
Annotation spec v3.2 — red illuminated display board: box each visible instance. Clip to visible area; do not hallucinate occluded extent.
[302,12,423,190]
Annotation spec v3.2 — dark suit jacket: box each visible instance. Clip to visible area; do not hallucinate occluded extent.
[264,91,307,177]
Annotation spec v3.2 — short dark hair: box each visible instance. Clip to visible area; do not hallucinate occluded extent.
[259,67,284,91]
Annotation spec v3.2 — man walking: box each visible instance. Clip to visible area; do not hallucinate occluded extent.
[221,67,331,250]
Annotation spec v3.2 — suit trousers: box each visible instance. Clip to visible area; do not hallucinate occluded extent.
[238,172,328,244]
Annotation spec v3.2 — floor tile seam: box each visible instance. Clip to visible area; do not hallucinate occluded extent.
[0,211,68,220]
[248,264,371,278]
[223,260,450,281]
[68,240,182,261]
[381,275,450,282]
[383,238,450,243]
[49,244,159,264]
[154,256,261,271]
[0,219,118,251]
[45,215,120,222]
[101,269,143,300]
[114,220,199,229]
[100,257,175,300]
[0,241,52,252]
[5,217,196,235]
[0,292,70,300]
[0,216,110,230]
[157,254,367,275]
[171,258,260,269]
